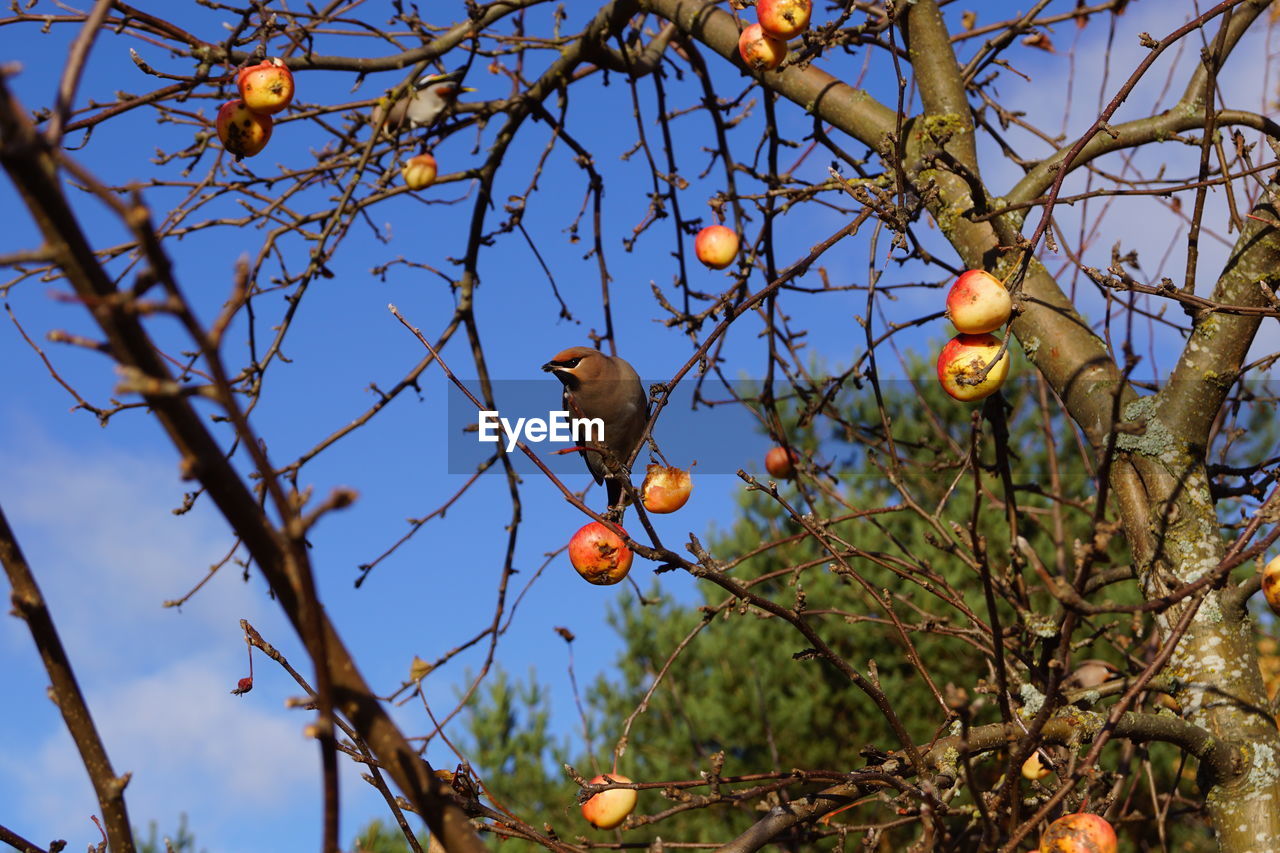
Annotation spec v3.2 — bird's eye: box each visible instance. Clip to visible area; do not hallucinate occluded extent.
[565,358,581,368]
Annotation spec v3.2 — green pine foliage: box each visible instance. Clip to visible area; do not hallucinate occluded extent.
[136,814,200,853]
[457,669,575,824]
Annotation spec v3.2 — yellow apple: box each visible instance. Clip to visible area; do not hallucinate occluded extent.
[581,773,637,830]
[936,333,1010,402]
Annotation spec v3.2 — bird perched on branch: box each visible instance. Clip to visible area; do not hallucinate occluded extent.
[371,68,473,135]
[543,347,649,519]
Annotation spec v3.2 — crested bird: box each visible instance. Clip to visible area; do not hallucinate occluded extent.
[542,347,649,518]
[371,68,473,135]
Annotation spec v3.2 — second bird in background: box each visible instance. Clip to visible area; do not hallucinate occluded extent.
[542,347,649,519]
[372,68,473,135]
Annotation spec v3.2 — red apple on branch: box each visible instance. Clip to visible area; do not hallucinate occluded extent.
[236,58,295,115]
[738,24,786,72]
[695,224,739,269]
[757,0,812,40]
[765,446,798,479]
[641,465,693,514]
[1039,812,1117,853]
[568,522,633,585]
[946,269,1012,334]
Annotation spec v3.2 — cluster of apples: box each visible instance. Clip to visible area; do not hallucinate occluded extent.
[216,58,294,159]
[936,269,1013,402]
[567,465,693,586]
[738,0,813,72]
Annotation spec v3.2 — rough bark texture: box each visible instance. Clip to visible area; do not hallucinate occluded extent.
[1129,183,1280,851]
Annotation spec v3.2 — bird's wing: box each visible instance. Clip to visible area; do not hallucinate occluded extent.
[402,92,433,127]
[564,387,605,485]
[609,386,650,465]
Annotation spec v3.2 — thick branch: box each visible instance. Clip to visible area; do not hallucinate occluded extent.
[0,504,136,853]
[1159,181,1280,443]
[1005,0,1278,211]
[719,708,1237,852]
[638,0,897,150]
[1004,108,1280,214]
[899,0,980,174]
[924,710,1241,788]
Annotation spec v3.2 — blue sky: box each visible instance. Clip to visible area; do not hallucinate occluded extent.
[1,1,1276,850]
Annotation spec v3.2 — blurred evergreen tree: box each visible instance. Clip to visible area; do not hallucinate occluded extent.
[136,814,200,853]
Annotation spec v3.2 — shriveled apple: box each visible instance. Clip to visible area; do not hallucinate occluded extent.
[216,100,272,159]
[568,522,633,585]
[641,464,692,514]
[1021,752,1051,780]
[1263,554,1280,615]
[401,152,438,190]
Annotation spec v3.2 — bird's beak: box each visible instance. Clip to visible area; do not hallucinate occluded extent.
[541,362,558,373]
[421,69,466,86]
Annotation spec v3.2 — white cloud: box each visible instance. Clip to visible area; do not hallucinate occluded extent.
[0,427,266,673]
[0,655,318,852]
[0,429,333,850]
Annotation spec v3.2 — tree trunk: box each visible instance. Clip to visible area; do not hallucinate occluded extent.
[1114,448,1280,851]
